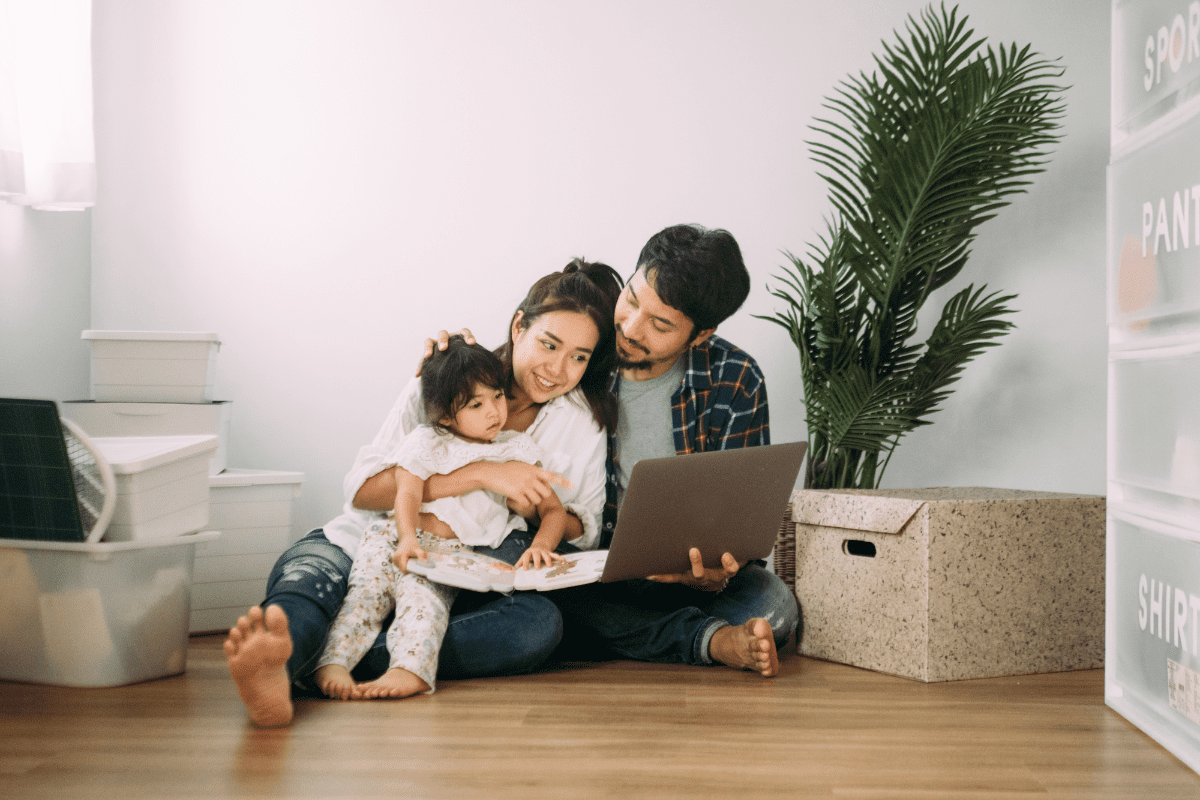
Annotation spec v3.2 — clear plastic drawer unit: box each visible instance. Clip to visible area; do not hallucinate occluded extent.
[1109,343,1200,522]
[1107,507,1200,774]
[1113,0,1200,139]
[1109,111,1200,344]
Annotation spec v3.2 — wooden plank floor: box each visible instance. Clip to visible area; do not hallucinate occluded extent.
[1,635,1198,800]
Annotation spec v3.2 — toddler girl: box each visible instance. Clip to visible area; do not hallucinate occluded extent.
[313,336,569,699]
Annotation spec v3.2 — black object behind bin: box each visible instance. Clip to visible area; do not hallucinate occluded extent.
[0,398,87,542]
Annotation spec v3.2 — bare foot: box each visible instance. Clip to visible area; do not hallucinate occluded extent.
[356,667,430,699]
[708,618,779,677]
[224,605,294,727]
[314,664,357,700]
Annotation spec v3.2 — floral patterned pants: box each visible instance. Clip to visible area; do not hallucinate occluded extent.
[316,521,460,692]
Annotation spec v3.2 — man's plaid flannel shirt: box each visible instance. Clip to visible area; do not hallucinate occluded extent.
[601,334,769,546]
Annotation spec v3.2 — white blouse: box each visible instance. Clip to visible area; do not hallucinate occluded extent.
[322,376,607,560]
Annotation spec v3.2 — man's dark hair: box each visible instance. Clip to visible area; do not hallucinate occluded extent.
[636,224,750,335]
[421,335,506,432]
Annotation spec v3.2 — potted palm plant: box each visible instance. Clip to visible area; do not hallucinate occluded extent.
[759,8,1100,676]
[759,3,1066,490]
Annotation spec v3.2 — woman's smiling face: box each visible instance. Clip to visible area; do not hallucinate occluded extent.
[509,309,601,405]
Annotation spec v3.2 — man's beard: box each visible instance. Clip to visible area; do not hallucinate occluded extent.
[615,328,653,371]
[617,354,653,371]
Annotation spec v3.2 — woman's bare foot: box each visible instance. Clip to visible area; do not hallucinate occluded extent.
[314,664,357,700]
[224,605,295,727]
[708,618,779,677]
[356,667,430,699]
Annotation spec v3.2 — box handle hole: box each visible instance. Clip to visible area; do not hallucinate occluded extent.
[843,539,876,558]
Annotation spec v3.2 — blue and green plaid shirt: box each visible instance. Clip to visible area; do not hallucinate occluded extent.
[601,335,769,545]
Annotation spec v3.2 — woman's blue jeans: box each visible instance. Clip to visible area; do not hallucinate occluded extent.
[261,529,564,689]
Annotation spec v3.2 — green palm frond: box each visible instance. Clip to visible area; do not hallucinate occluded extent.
[756,3,1064,489]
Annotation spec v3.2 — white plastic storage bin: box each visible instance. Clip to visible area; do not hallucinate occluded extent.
[1109,343,1200,524]
[60,400,231,476]
[1111,0,1200,141]
[91,435,218,542]
[1109,110,1200,346]
[190,468,304,633]
[82,330,221,403]
[1106,506,1200,774]
[0,532,219,687]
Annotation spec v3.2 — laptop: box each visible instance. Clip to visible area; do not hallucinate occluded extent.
[598,441,807,583]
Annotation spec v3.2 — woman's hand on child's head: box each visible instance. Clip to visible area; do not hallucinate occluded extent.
[392,539,428,573]
[516,546,565,571]
[416,328,477,376]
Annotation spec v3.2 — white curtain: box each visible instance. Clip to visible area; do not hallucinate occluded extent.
[0,0,94,210]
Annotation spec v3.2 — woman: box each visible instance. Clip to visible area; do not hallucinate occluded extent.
[224,259,623,727]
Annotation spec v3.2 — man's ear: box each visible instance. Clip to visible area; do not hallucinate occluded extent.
[689,327,716,349]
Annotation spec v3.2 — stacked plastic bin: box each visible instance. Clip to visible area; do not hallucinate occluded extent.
[1107,0,1200,773]
[64,331,304,634]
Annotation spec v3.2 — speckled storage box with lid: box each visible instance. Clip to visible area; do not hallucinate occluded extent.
[793,487,1106,682]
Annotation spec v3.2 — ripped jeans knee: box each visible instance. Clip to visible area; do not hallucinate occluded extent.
[266,534,352,612]
[261,530,355,683]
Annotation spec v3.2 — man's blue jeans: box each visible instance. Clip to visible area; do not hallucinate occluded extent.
[261,529,564,688]
[549,560,800,666]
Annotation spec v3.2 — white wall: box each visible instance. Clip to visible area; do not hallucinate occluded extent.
[85,0,1111,535]
[0,203,91,400]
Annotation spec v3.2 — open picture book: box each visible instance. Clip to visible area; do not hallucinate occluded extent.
[407,546,608,593]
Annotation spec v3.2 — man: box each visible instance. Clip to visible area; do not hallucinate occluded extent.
[551,223,799,677]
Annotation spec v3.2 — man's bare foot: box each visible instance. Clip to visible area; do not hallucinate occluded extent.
[708,618,779,677]
[356,667,430,699]
[314,664,357,700]
[224,605,294,727]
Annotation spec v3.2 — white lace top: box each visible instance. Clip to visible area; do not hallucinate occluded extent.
[397,426,544,547]
[322,376,606,560]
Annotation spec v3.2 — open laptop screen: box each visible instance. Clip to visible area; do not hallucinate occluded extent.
[600,441,806,582]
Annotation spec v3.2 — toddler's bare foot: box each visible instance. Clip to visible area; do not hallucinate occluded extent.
[314,664,357,700]
[224,605,294,727]
[709,618,779,677]
[356,667,430,699]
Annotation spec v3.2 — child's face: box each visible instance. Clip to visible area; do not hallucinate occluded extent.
[442,383,508,443]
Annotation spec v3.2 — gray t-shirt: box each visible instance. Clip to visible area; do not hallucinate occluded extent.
[614,356,685,512]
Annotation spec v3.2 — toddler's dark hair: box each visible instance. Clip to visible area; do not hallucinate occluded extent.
[421,335,506,433]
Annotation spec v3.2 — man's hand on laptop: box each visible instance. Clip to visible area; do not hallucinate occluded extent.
[648,548,740,592]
